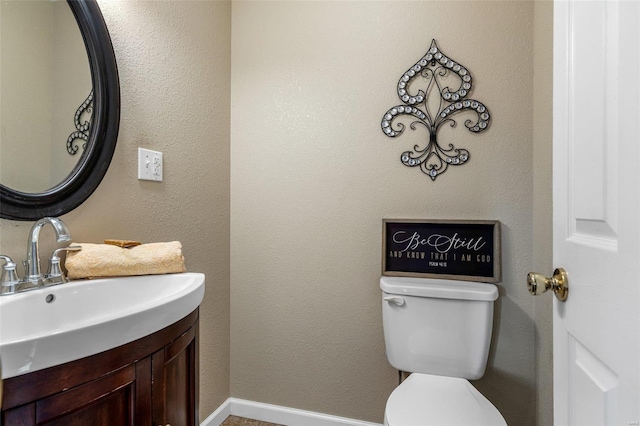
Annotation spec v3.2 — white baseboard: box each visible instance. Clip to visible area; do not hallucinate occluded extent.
[202,398,232,426]
[201,397,383,426]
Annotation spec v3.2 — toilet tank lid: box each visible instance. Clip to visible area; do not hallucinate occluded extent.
[380,276,498,301]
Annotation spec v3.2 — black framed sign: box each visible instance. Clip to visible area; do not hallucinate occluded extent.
[382,219,501,283]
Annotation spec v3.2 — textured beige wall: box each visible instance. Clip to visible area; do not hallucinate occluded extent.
[533,1,554,425]
[0,0,232,420]
[50,0,93,186]
[0,0,89,191]
[0,1,53,192]
[231,1,536,424]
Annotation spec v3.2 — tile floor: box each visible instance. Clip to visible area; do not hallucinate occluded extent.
[220,415,283,426]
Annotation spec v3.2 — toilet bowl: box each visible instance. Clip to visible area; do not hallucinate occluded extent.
[381,276,506,425]
[383,374,506,426]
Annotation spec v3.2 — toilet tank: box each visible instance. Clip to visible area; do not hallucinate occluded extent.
[381,276,499,380]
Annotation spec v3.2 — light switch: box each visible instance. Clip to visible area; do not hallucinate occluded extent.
[138,148,163,181]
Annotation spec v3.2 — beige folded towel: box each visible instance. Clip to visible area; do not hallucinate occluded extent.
[65,241,186,279]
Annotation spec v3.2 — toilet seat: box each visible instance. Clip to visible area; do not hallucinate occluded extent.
[384,373,507,426]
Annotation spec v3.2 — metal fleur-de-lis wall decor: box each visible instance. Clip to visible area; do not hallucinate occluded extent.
[381,40,491,180]
[66,90,94,155]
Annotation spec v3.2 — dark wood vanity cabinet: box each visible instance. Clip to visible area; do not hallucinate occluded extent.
[1,309,199,426]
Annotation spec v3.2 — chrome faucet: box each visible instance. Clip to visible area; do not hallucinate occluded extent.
[0,255,20,295]
[1,217,79,296]
[22,217,72,289]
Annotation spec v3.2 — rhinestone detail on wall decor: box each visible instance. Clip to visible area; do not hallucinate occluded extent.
[67,90,94,155]
[381,40,491,181]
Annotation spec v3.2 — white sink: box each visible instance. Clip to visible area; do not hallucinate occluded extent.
[0,272,204,379]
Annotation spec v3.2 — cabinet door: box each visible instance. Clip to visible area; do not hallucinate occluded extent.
[1,309,198,426]
[152,321,198,426]
[3,365,139,426]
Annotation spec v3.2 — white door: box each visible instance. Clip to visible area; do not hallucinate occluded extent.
[552,0,640,425]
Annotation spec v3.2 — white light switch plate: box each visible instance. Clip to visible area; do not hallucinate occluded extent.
[138,148,163,181]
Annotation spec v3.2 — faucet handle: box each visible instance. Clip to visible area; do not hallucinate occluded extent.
[0,255,21,295]
[44,246,82,285]
[52,245,82,257]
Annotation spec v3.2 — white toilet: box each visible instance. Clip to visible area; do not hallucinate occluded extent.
[381,276,507,426]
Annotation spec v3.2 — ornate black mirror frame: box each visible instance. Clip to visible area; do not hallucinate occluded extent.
[0,0,120,221]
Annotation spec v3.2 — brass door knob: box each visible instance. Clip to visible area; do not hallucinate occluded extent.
[527,267,569,302]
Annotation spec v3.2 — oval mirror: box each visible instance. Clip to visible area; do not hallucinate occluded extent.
[0,0,120,221]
